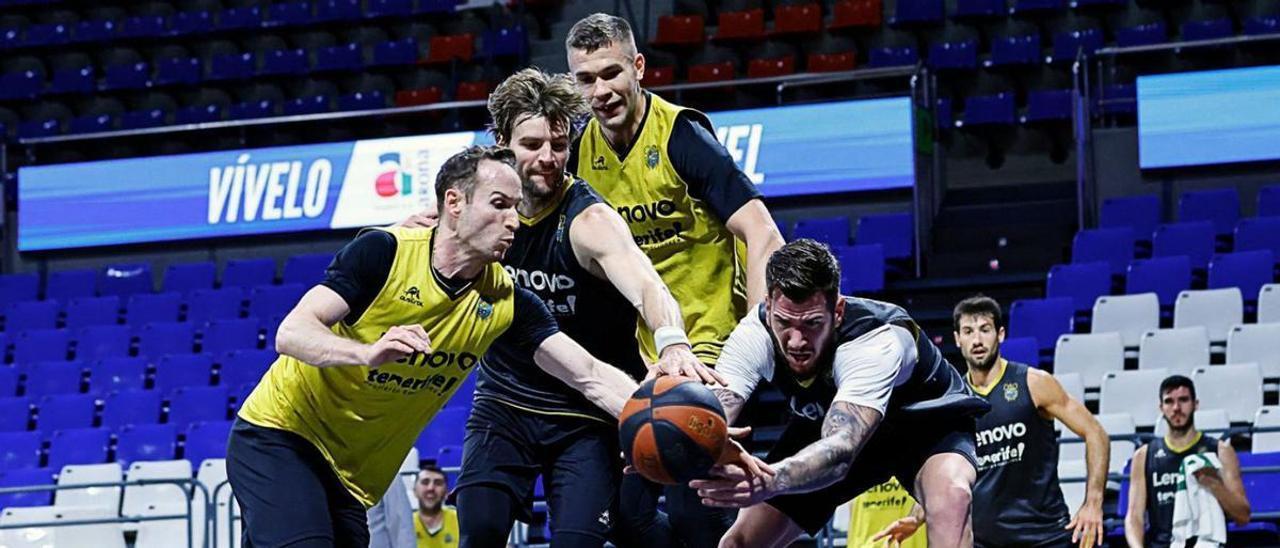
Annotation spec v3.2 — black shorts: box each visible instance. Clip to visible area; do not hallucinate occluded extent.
[451,398,620,539]
[764,413,978,535]
[226,419,371,548]
[974,529,1073,548]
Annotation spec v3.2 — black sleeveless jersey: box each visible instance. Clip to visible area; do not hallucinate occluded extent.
[475,178,646,422]
[1144,433,1220,548]
[762,297,989,423]
[971,361,1071,546]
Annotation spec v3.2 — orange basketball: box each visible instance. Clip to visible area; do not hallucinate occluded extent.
[618,376,729,485]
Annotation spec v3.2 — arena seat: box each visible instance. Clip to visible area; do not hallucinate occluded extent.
[0,368,15,398]
[416,407,468,458]
[1100,368,1168,428]
[1181,17,1234,42]
[929,39,979,70]
[1258,185,1280,218]
[0,431,42,469]
[54,462,122,512]
[1049,28,1103,64]
[987,31,1041,67]
[1125,256,1192,307]
[184,421,233,465]
[714,9,765,41]
[153,354,213,392]
[1209,250,1275,302]
[67,114,115,134]
[174,104,223,124]
[1174,288,1243,343]
[4,301,58,332]
[866,45,918,67]
[1000,336,1039,367]
[125,292,182,325]
[1009,297,1074,352]
[792,216,850,247]
[1179,188,1241,237]
[102,389,163,428]
[217,349,273,388]
[367,0,414,17]
[1053,332,1123,389]
[0,274,39,305]
[163,263,216,293]
[1155,408,1228,437]
[1235,217,1280,258]
[24,363,86,398]
[221,259,276,289]
[772,3,822,36]
[1228,323,1280,379]
[0,468,54,508]
[1261,284,1280,323]
[1193,363,1263,424]
[830,0,882,28]
[121,459,192,518]
[1059,412,1134,474]
[836,245,885,293]
[1253,406,1280,453]
[1071,227,1135,275]
[891,0,944,25]
[1091,293,1159,347]
[91,358,148,394]
[1116,21,1168,48]
[1023,89,1073,122]
[856,213,914,260]
[137,322,195,357]
[165,386,229,429]
[46,427,111,470]
[63,296,120,329]
[13,329,70,363]
[1137,326,1209,376]
[1153,221,1216,269]
[114,423,177,466]
[1046,262,1111,313]
[202,319,261,354]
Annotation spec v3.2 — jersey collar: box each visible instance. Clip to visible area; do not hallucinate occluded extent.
[967,358,1008,397]
[519,175,576,227]
[604,91,654,162]
[1165,431,1204,453]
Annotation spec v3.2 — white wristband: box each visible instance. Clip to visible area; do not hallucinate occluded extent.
[654,326,691,354]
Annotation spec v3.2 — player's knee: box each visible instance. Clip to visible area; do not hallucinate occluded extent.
[927,477,973,522]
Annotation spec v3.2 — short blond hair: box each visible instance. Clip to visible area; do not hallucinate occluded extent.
[486,67,589,144]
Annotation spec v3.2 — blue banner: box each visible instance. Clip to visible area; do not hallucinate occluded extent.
[1139,64,1280,169]
[19,97,915,251]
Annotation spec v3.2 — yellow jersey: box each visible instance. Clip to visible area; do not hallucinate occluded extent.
[573,92,750,365]
[413,508,459,548]
[847,477,927,548]
[238,226,515,507]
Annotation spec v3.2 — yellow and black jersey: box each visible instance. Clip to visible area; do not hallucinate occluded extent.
[570,91,761,365]
[846,477,926,548]
[238,226,557,507]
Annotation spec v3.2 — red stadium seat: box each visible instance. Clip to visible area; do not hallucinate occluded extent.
[687,61,736,83]
[747,56,797,78]
[456,81,491,101]
[714,9,766,41]
[424,34,474,64]
[642,65,677,86]
[772,3,823,36]
[831,0,882,28]
[652,15,705,46]
[395,87,444,106]
[807,51,857,72]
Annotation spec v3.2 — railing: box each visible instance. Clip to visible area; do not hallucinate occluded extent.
[0,477,210,548]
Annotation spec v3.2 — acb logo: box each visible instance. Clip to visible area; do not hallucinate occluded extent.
[375,152,412,198]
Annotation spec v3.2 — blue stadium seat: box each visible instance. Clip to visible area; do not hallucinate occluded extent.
[91,358,149,394]
[1245,16,1280,36]
[890,0,944,25]
[231,383,255,413]
[5,300,59,332]
[218,349,274,388]
[0,71,42,101]
[1126,256,1192,307]
[74,20,117,43]
[222,259,276,288]
[24,22,70,46]
[314,43,363,72]
[1260,185,1280,218]
[337,91,387,111]
[1023,89,1072,123]
[1049,28,1103,64]
[35,393,95,431]
[1239,452,1280,523]
[437,445,462,484]
[961,93,1016,127]
[266,1,313,26]
[1181,18,1233,41]
[208,52,256,81]
[446,371,476,409]
[136,322,196,357]
[170,10,214,36]
[0,431,42,469]
[929,40,978,70]
[0,367,16,397]
[46,269,96,301]
[1208,250,1275,302]
[165,386,229,428]
[1235,217,1280,257]
[64,296,120,328]
[46,427,110,469]
[857,213,913,260]
[184,420,233,465]
[76,325,135,361]
[23,362,85,397]
[229,99,276,120]
[484,26,527,58]
[218,5,263,30]
[118,109,169,130]
[866,46,918,68]
[1100,195,1160,241]
[792,217,850,247]
[1008,297,1074,352]
[119,15,167,39]
[1115,21,1167,48]
[1011,0,1064,14]
[1075,226,1136,274]
[418,0,461,13]
[1152,221,1216,269]
[17,119,62,140]
[126,292,182,325]
[13,329,70,363]
[836,245,885,293]
[416,407,468,457]
[0,397,32,432]
[282,95,331,116]
[0,468,54,508]
[102,62,151,91]
[953,0,1004,17]
[282,253,332,287]
[248,284,305,319]
[1047,262,1111,313]
[367,0,415,17]
[263,318,282,352]
[260,48,309,76]
[315,0,363,22]
[987,33,1041,67]
[0,274,39,305]
[175,104,223,125]
[202,319,261,354]
[370,38,418,66]
[186,288,245,323]
[1000,336,1039,367]
[96,263,149,297]
[153,354,213,392]
[102,389,162,428]
[114,423,177,466]
[1179,189,1240,236]
[68,114,115,134]
[164,262,216,293]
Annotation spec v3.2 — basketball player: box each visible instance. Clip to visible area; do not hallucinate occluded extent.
[443,68,727,548]
[227,146,644,547]
[1124,375,1250,548]
[565,14,785,545]
[692,239,990,548]
[873,295,1111,547]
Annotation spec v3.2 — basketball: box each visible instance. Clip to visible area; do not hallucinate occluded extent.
[618,376,729,485]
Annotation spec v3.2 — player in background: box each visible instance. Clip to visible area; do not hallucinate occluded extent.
[847,478,927,548]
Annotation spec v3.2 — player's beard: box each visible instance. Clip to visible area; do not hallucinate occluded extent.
[420,498,443,514]
[967,345,999,372]
[1166,412,1195,435]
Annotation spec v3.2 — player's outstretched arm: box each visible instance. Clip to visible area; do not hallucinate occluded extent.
[277,286,430,367]
[1028,368,1107,546]
[533,333,640,418]
[1124,445,1148,548]
[725,200,785,306]
[569,203,722,384]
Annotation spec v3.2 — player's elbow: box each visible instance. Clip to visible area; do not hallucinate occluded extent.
[1229,500,1251,526]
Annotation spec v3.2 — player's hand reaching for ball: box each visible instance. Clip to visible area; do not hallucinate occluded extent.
[1066,499,1104,547]
[652,344,727,386]
[689,426,777,508]
[870,516,923,547]
[365,325,432,366]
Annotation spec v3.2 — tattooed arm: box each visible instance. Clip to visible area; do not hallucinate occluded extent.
[769,401,882,494]
[713,387,748,425]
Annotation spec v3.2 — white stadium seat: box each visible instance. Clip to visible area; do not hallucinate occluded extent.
[0,505,126,548]
[54,462,122,512]
[1154,408,1230,437]
[1260,284,1280,324]
[1054,332,1124,390]
[1174,288,1243,343]
[197,459,237,548]
[1227,323,1280,379]
[1092,293,1159,347]
[1192,363,1263,424]
[1137,327,1210,376]
[1253,406,1280,454]
[134,502,205,548]
[1100,369,1169,428]
[122,459,193,519]
[1057,459,1087,513]
[1060,412,1136,475]
[1055,373,1085,405]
